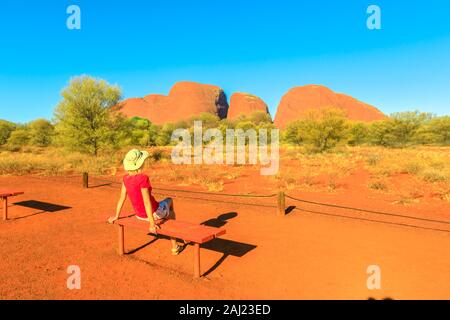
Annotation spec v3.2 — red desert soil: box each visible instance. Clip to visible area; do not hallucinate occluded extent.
[227,93,270,120]
[0,173,449,300]
[116,81,229,124]
[274,85,387,128]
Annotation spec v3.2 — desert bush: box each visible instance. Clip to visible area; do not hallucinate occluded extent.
[421,169,447,183]
[362,147,450,180]
[7,129,30,147]
[283,108,349,152]
[126,117,160,147]
[28,118,54,147]
[232,111,272,126]
[156,123,176,146]
[347,122,369,146]
[415,116,450,145]
[368,120,396,147]
[368,180,388,191]
[389,111,433,146]
[148,148,171,162]
[369,111,433,147]
[188,113,221,129]
[0,147,120,176]
[366,153,381,166]
[0,120,16,145]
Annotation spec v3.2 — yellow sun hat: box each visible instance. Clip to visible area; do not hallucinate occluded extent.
[123,149,150,171]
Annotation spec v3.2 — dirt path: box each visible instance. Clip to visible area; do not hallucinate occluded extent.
[0,175,449,299]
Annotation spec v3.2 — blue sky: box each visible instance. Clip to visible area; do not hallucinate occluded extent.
[0,0,449,123]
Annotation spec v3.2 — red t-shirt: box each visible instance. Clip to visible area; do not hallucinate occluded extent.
[123,173,159,219]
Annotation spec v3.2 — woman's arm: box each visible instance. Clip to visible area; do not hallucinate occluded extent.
[108,183,127,224]
[141,188,159,233]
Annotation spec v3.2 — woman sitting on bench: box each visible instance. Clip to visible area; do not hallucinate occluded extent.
[108,149,182,255]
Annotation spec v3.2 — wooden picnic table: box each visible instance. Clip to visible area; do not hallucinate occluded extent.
[0,191,24,220]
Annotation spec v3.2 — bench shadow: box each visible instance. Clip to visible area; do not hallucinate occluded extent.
[11,200,71,220]
[200,211,256,277]
[127,237,159,255]
[201,238,257,277]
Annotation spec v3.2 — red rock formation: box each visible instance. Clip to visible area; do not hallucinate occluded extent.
[227,93,270,120]
[274,85,387,128]
[116,81,228,124]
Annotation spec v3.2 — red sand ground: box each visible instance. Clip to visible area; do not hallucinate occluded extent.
[0,173,449,300]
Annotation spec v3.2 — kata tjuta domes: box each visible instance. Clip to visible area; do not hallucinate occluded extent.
[227,93,270,120]
[116,81,229,125]
[274,85,387,128]
[116,82,387,127]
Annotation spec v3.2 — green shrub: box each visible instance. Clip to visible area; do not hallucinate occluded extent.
[283,108,349,152]
[0,120,16,145]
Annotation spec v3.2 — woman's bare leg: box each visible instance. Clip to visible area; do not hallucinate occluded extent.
[166,198,179,250]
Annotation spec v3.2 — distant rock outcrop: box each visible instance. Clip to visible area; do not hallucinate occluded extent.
[227,93,270,120]
[274,85,387,128]
[118,82,387,128]
[116,81,229,124]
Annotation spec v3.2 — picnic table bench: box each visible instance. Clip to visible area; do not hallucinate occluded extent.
[110,215,226,278]
[0,190,24,220]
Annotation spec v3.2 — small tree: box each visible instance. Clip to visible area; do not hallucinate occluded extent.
[416,116,450,145]
[283,120,304,145]
[54,76,122,156]
[156,123,175,146]
[7,129,30,147]
[128,117,160,147]
[389,111,433,146]
[0,120,16,145]
[284,108,348,152]
[368,120,396,147]
[29,118,54,147]
[348,122,369,146]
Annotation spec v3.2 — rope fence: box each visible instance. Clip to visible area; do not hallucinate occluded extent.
[75,172,450,232]
[285,194,450,225]
[84,173,280,211]
[84,174,277,198]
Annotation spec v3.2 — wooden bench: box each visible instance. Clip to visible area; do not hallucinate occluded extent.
[111,215,226,278]
[0,190,24,221]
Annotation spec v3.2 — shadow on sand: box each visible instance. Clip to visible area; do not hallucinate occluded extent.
[200,212,256,277]
[11,200,71,220]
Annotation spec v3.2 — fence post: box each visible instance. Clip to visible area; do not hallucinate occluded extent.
[277,191,285,216]
[83,172,89,189]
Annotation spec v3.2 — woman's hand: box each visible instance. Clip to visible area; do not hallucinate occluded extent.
[108,216,118,224]
[149,224,160,234]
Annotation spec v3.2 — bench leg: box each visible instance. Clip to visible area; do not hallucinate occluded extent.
[193,243,200,278]
[2,197,7,221]
[118,225,125,256]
